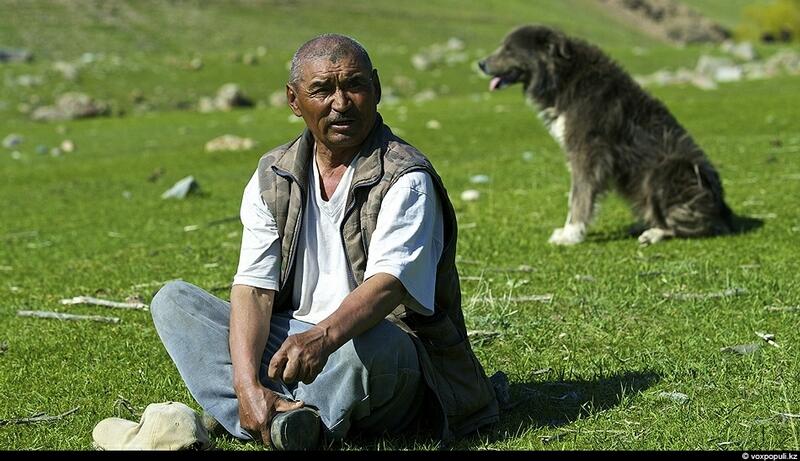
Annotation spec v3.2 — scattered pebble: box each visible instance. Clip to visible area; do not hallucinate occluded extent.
[469,174,490,184]
[721,343,761,355]
[425,119,441,130]
[521,151,534,161]
[658,391,690,404]
[460,189,480,201]
[162,176,200,200]
[60,139,75,153]
[2,134,23,149]
[204,134,255,152]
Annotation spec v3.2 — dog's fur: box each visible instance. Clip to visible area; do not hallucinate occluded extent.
[479,25,734,245]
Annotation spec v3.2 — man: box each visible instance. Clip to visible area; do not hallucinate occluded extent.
[151,34,498,450]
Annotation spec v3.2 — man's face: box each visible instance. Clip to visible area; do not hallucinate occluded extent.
[287,54,381,155]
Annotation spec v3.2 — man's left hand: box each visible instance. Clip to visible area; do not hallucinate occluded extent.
[268,325,332,384]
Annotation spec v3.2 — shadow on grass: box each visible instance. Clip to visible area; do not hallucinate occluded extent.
[589,214,764,244]
[467,370,662,446]
[338,370,660,450]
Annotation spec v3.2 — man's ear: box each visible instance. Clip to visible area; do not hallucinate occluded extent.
[286,83,303,117]
[372,69,382,105]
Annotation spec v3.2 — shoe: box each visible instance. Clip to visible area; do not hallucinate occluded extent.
[269,407,321,451]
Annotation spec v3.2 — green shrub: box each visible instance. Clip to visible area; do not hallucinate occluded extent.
[736,0,800,42]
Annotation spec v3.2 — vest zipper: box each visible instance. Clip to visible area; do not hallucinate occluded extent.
[340,176,381,286]
[273,168,306,289]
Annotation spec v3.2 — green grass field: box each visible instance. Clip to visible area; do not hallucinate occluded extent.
[1,0,799,451]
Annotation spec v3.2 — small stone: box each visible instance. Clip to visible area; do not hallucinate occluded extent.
[50,147,62,157]
[256,46,268,57]
[60,139,75,153]
[35,145,48,155]
[522,151,534,161]
[469,174,490,184]
[2,134,23,149]
[162,176,200,200]
[53,61,79,80]
[460,189,480,201]
[658,391,689,404]
[189,57,203,70]
[122,190,132,200]
[204,134,256,152]
[242,53,257,65]
[425,119,441,130]
[269,90,287,107]
[10,151,22,160]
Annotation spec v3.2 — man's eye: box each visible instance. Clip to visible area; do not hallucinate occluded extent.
[310,86,333,96]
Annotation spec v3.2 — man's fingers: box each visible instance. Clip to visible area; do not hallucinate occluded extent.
[274,399,304,412]
[268,350,288,380]
[282,356,300,383]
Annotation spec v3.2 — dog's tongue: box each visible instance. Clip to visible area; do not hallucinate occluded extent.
[489,77,502,91]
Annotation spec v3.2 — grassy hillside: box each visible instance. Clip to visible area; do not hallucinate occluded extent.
[1,0,798,451]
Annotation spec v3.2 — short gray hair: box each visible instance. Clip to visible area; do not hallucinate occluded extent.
[288,34,373,86]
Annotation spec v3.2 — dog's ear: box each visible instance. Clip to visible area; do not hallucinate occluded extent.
[548,34,572,60]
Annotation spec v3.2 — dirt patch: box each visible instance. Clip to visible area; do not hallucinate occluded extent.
[597,0,731,45]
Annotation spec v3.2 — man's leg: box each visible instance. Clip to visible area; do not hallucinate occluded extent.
[152,281,423,442]
[278,318,424,441]
[150,280,294,440]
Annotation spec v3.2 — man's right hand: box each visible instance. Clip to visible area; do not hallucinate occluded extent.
[236,383,304,447]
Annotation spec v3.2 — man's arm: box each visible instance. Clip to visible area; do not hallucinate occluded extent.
[230,284,302,446]
[267,272,406,385]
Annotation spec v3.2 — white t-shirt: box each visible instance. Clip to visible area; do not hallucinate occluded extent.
[233,155,443,324]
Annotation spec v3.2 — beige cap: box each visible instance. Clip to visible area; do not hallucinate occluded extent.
[92,401,210,450]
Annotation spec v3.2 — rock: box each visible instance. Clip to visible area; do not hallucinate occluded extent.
[460,189,480,201]
[714,65,743,82]
[469,174,490,184]
[15,75,43,87]
[204,134,256,152]
[0,48,33,63]
[199,84,254,112]
[161,176,200,200]
[60,139,75,153]
[30,92,109,122]
[242,53,257,65]
[695,55,734,77]
[2,134,23,149]
[723,41,758,61]
[425,119,441,130]
[35,145,48,155]
[10,151,22,160]
[53,61,79,80]
[599,0,730,45]
[189,57,203,70]
[413,89,437,103]
[269,90,287,107]
[411,37,468,71]
[658,391,689,403]
[214,83,253,111]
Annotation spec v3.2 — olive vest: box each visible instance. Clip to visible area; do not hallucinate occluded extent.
[256,116,499,443]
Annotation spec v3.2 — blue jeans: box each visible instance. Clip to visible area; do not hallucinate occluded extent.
[150,281,423,441]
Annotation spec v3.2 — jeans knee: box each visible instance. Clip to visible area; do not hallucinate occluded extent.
[350,321,418,373]
[150,280,194,325]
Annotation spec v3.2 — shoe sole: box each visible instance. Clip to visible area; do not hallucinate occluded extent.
[270,408,321,450]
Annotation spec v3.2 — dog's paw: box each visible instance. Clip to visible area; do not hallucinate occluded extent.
[638,228,671,245]
[548,223,585,245]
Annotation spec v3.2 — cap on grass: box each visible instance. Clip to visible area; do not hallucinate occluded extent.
[92,401,210,450]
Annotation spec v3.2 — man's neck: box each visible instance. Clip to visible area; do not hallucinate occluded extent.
[314,142,359,201]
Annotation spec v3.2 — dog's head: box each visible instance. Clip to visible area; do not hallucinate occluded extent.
[479,25,572,100]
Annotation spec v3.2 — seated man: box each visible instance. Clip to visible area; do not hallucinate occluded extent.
[150,33,498,450]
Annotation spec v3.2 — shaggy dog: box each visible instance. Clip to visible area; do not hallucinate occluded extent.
[479,25,734,245]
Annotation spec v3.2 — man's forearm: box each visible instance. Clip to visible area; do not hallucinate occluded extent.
[315,272,407,355]
[230,285,275,390]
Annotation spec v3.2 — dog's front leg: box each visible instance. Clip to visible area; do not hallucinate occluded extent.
[548,173,595,245]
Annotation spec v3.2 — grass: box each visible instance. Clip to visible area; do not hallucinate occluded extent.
[1,0,799,451]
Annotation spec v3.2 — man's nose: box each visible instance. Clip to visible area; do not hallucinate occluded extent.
[331,88,351,112]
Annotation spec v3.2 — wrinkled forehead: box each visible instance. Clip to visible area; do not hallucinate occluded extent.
[298,54,371,83]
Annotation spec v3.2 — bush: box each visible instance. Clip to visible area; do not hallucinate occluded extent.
[736,0,800,42]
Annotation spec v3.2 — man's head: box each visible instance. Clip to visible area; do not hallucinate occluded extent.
[286,34,381,156]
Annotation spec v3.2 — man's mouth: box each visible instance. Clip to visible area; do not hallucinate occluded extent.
[329,118,355,129]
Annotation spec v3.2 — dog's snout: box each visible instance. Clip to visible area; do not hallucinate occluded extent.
[478,60,487,73]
